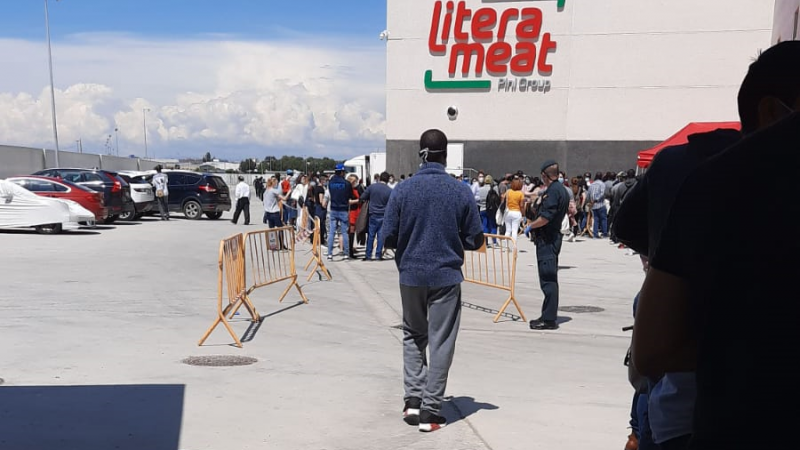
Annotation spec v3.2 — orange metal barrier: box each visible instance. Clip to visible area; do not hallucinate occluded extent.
[462,234,527,323]
[198,226,308,348]
[294,207,331,282]
[303,216,332,281]
[198,234,258,348]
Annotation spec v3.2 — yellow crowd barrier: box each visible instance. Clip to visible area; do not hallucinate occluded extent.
[295,207,332,282]
[303,216,332,281]
[462,234,527,323]
[198,226,308,348]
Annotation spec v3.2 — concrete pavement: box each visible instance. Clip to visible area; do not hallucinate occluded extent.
[0,201,645,450]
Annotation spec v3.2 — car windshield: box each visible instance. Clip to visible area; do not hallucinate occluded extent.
[132,175,152,184]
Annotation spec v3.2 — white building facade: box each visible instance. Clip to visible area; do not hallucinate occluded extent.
[774,0,800,43]
[385,0,776,176]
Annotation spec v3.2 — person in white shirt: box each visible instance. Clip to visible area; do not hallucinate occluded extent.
[231,175,251,225]
[387,174,398,189]
[151,166,170,221]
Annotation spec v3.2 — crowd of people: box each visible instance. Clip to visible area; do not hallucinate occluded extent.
[230,40,799,447]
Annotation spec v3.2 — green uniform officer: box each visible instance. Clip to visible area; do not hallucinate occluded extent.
[527,160,569,330]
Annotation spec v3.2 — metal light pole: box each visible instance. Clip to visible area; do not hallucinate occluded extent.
[45,0,60,167]
[142,108,150,159]
[114,127,119,156]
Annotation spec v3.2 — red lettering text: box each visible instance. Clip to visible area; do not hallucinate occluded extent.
[510,42,536,74]
[486,42,512,74]
[472,8,497,41]
[454,2,472,42]
[516,8,543,40]
[449,43,485,75]
[429,1,445,53]
[537,33,557,74]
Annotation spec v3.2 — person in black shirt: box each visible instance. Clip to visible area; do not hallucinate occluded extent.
[634,41,800,450]
[314,175,328,243]
[527,160,569,330]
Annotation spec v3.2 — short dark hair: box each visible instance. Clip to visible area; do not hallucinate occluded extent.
[379,171,390,183]
[595,172,604,181]
[155,165,162,173]
[400,175,406,180]
[738,41,800,134]
[420,129,448,152]
[627,169,636,179]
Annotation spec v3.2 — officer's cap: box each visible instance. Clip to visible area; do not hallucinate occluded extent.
[540,160,558,173]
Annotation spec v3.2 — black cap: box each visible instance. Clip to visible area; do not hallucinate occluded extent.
[540,160,558,173]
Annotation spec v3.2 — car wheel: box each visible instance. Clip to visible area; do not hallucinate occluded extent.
[183,201,202,220]
[205,212,223,220]
[104,215,118,224]
[119,210,135,221]
[35,223,63,235]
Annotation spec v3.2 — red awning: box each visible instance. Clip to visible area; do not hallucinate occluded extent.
[637,122,741,169]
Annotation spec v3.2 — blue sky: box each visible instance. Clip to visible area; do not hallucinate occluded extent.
[1,1,386,41]
[0,1,388,160]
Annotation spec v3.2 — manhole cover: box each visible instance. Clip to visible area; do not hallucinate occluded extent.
[559,305,605,314]
[182,355,258,367]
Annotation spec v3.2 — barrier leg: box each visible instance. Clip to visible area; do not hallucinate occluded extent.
[227,293,260,322]
[199,302,243,348]
[278,276,308,304]
[493,293,527,323]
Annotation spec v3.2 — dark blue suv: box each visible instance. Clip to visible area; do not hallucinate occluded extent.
[162,171,231,219]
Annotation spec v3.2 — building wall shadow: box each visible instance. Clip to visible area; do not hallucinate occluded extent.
[0,384,184,450]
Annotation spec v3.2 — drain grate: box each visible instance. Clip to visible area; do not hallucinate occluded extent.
[559,305,605,314]
[182,355,258,367]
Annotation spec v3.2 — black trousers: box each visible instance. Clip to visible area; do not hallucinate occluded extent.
[535,235,563,322]
[233,198,250,224]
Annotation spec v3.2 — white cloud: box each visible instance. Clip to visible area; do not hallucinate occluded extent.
[0,34,386,160]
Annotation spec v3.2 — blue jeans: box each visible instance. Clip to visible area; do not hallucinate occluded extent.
[263,211,281,228]
[365,214,384,260]
[480,211,498,244]
[592,207,608,238]
[327,210,350,256]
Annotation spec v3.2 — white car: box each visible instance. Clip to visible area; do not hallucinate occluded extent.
[118,171,155,220]
[0,180,95,234]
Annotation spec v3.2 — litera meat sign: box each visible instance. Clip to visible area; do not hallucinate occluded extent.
[424,1,560,93]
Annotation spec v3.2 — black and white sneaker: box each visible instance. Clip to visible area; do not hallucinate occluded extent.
[402,398,421,426]
[418,410,446,432]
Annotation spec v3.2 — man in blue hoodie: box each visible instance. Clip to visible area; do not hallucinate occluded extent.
[327,163,356,260]
[383,129,484,433]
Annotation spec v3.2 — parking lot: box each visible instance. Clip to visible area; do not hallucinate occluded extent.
[1,201,646,450]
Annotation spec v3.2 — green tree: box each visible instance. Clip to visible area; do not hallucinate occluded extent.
[202,152,213,162]
[239,158,258,173]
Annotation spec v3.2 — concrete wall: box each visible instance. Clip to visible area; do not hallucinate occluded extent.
[774,0,800,43]
[387,139,658,180]
[0,145,160,179]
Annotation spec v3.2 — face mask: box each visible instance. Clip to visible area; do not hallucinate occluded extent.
[558,177,564,183]
[478,177,485,183]
[585,178,590,184]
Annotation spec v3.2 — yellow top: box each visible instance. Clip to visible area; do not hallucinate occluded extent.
[506,190,524,212]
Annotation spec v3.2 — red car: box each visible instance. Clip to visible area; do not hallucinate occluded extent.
[7,176,108,221]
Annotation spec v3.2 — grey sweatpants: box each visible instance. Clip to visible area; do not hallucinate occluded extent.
[400,283,462,415]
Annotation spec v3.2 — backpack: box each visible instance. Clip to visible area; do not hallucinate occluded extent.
[486,188,501,213]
